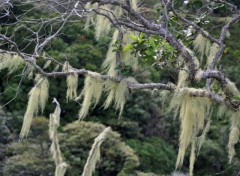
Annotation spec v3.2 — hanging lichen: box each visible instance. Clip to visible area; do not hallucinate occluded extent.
[78,74,103,119]
[103,80,118,109]
[122,32,139,72]
[84,2,96,30]
[102,29,119,77]
[54,65,60,71]
[43,60,52,69]
[197,119,211,154]
[227,111,240,163]
[63,61,79,102]
[39,78,49,113]
[115,6,123,18]
[131,0,139,11]
[93,78,128,118]
[20,87,40,139]
[169,88,212,169]
[103,80,129,117]
[20,76,49,139]
[193,33,211,64]
[195,69,204,82]
[226,30,231,38]
[82,127,111,176]
[181,45,200,70]
[95,5,111,41]
[62,61,69,72]
[159,90,171,107]
[189,141,196,176]
[66,73,78,101]
[225,78,240,96]
[122,51,138,72]
[25,63,35,79]
[55,163,68,176]
[114,80,129,117]
[49,98,68,176]
[218,105,240,163]
[177,69,189,88]
[177,54,185,67]
[0,53,24,74]
[207,43,219,66]
[176,95,195,168]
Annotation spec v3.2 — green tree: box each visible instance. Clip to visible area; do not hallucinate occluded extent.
[1,1,240,175]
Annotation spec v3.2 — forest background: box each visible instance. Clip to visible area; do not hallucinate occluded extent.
[0,0,240,175]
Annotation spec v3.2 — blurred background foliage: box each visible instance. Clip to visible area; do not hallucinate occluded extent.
[0,1,240,175]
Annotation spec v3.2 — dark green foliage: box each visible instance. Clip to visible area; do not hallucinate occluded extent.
[60,121,139,176]
[3,144,54,176]
[192,114,240,176]
[127,137,177,175]
[1,118,142,176]
[221,22,240,86]
[1,2,240,175]
[0,21,110,122]
[2,117,54,176]
[124,33,177,68]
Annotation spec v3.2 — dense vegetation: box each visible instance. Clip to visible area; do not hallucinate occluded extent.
[0,1,240,175]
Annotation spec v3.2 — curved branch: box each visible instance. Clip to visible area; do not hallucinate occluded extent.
[89,0,198,73]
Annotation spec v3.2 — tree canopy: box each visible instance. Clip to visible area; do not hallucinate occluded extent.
[1,0,240,175]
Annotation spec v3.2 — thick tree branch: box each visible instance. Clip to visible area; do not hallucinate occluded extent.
[87,0,198,73]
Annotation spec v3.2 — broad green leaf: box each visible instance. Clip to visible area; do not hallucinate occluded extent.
[123,43,133,52]
[129,34,138,41]
[139,32,145,40]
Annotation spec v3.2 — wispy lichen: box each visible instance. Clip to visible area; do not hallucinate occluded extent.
[177,69,188,88]
[20,76,49,139]
[78,75,103,119]
[131,0,139,11]
[193,33,211,64]
[169,88,211,168]
[43,60,52,69]
[189,141,196,176]
[122,32,139,71]
[82,127,111,176]
[66,73,78,102]
[49,98,68,176]
[114,80,129,117]
[225,78,240,96]
[103,80,118,109]
[0,53,24,74]
[207,43,219,66]
[62,61,79,102]
[84,2,94,30]
[197,119,211,153]
[102,30,119,77]
[227,111,240,163]
[94,5,111,41]
[104,80,129,117]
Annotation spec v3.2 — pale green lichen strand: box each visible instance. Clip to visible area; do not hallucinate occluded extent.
[82,127,111,176]
[78,75,103,119]
[0,53,24,74]
[49,98,68,176]
[20,77,49,139]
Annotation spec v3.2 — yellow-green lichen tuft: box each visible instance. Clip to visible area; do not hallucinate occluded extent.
[20,76,49,139]
[78,75,103,120]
